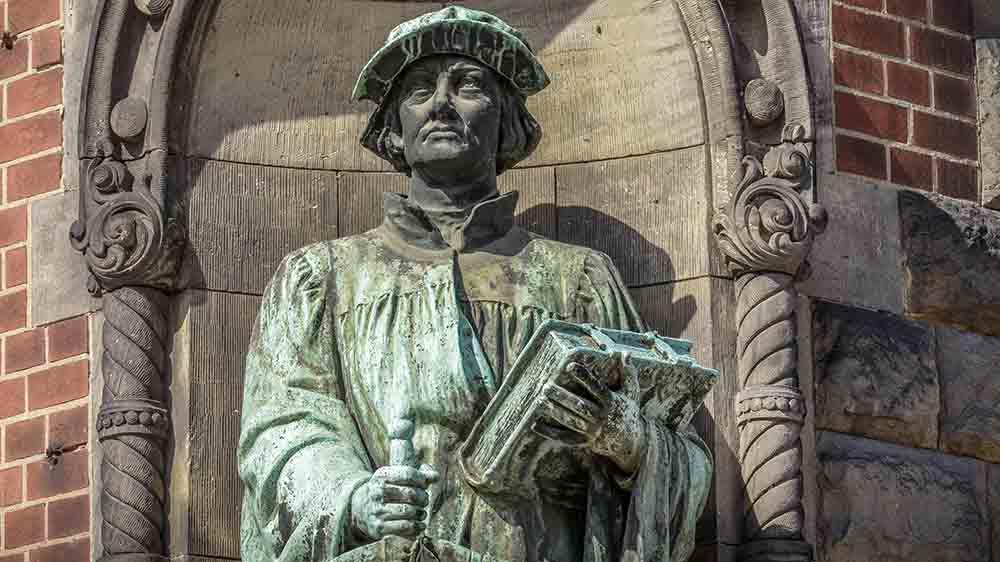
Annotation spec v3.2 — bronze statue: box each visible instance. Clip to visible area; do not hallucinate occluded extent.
[239,7,712,562]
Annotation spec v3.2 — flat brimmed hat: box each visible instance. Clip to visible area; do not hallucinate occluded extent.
[354,6,550,156]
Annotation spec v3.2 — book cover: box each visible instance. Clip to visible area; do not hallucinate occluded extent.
[459,320,718,496]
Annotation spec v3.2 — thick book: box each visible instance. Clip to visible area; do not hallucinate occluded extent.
[459,320,718,496]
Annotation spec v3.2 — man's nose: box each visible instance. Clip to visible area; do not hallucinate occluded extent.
[429,76,454,117]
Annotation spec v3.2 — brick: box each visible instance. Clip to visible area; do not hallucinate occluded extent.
[0,205,27,247]
[890,147,933,190]
[835,91,908,142]
[0,112,61,164]
[937,159,979,202]
[5,327,45,374]
[934,73,975,117]
[0,290,27,333]
[887,0,928,21]
[29,540,89,562]
[837,135,888,179]
[911,27,975,75]
[887,62,931,106]
[30,27,61,70]
[5,246,27,288]
[834,48,884,95]
[0,466,22,507]
[4,415,45,461]
[27,360,88,410]
[0,378,26,418]
[841,0,882,10]
[913,111,978,159]
[46,316,87,362]
[833,5,906,57]
[931,0,973,33]
[26,448,88,500]
[0,37,29,80]
[7,0,60,33]
[7,152,62,202]
[4,504,44,548]
[47,494,88,539]
[48,405,87,450]
[7,69,62,119]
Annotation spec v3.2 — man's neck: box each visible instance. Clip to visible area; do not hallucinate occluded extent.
[408,166,499,214]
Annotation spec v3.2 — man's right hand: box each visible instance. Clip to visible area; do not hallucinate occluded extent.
[351,464,439,541]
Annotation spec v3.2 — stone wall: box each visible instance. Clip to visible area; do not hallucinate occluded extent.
[0,0,92,559]
[802,1,1000,561]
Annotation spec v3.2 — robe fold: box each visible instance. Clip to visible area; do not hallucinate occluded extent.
[239,191,712,562]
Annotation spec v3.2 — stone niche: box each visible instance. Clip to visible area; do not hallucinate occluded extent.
[168,1,735,560]
[72,1,820,561]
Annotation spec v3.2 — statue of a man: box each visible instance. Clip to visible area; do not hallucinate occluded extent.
[239,7,712,562]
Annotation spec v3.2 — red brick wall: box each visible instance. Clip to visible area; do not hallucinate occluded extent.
[832,0,980,201]
[0,0,90,560]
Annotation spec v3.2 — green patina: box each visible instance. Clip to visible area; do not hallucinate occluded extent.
[240,8,713,562]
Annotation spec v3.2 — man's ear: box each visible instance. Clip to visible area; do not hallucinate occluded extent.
[387,129,405,156]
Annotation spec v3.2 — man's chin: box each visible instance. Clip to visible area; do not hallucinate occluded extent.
[411,148,480,169]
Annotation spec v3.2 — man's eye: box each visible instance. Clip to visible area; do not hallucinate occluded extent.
[406,86,433,100]
[459,76,482,90]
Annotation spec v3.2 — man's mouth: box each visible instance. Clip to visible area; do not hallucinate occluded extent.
[423,125,462,140]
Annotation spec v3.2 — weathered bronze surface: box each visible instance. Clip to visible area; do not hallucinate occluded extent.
[238,7,713,562]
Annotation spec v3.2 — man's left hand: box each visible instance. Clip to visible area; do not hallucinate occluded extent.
[532,361,647,475]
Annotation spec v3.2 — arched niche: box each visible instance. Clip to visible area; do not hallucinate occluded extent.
[71,1,819,562]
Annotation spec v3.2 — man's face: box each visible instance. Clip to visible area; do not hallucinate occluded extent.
[395,55,502,179]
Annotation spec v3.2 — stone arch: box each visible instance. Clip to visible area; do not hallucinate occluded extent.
[71,1,819,561]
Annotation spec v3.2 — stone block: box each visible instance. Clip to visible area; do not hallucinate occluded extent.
[979,39,1000,211]
[29,190,100,326]
[557,146,711,287]
[798,175,904,313]
[937,327,1000,463]
[898,190,1000,336]
[813,301,939,449]
[817,431,989,562]
[171,289,262,559]
[182,159,338,295]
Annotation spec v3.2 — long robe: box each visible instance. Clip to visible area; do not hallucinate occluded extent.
[238,191,712,562]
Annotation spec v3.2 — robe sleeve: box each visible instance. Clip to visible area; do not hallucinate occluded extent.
[239,246,373,562]
[576,251,714,562]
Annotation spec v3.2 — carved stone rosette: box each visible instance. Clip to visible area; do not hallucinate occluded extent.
[71,0,186,560]
[713,124,826,562]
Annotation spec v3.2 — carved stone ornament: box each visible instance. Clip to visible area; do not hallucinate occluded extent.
[713,123,828,279]
[713,122,827,562]
[744,78,785,128]
[70,156,184,296]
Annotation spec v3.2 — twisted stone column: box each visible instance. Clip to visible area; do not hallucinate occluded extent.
[71,154,182,562]
[97,287,170,558]
[713,124,826,562]
[734,273,807,561]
